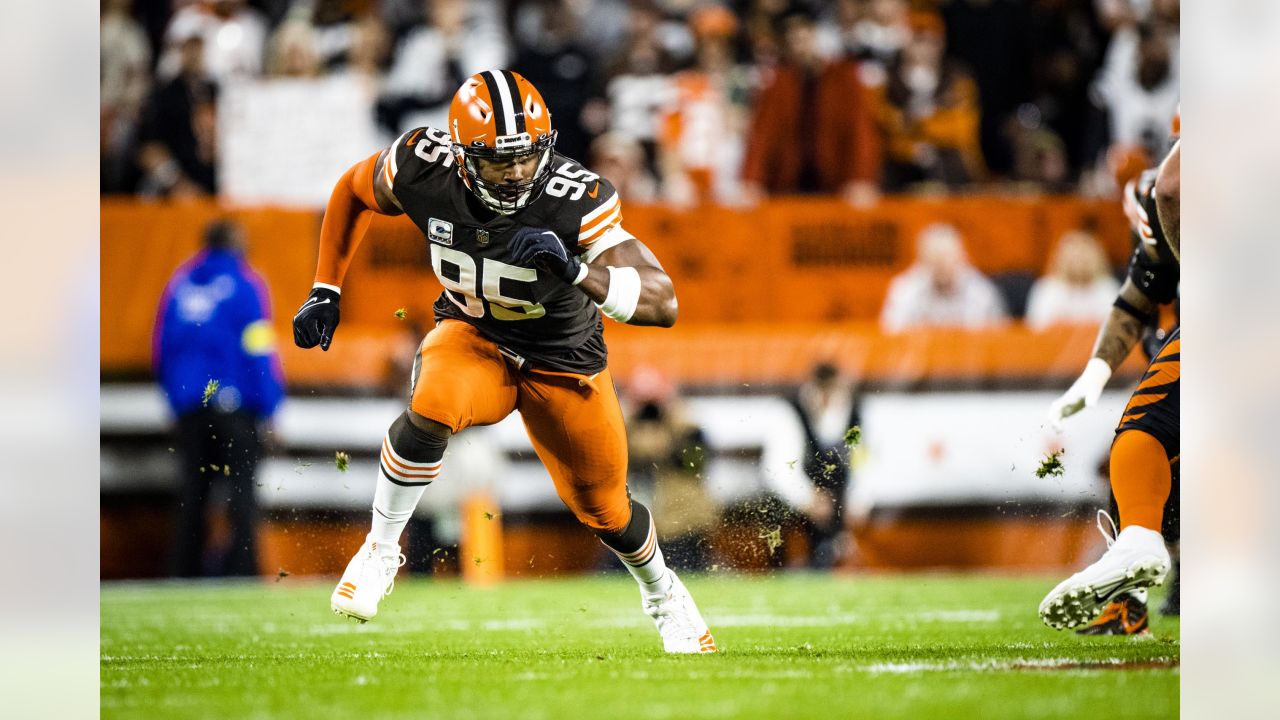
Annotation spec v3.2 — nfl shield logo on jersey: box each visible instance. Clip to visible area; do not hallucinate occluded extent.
[428,218,453,246]
[476,228,490,246]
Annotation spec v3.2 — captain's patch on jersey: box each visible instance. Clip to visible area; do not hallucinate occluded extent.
[428,218,454,245]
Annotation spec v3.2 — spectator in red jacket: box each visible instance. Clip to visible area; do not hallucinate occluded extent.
[741,7,882,207]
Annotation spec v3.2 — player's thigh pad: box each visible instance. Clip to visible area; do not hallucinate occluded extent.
[517,367,631,533]
[410,320,518,432]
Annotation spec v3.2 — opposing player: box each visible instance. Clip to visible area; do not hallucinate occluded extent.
[292,70,715,654]
[1040,138,1180,631]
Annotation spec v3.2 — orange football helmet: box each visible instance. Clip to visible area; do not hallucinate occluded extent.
[448,70,557,214]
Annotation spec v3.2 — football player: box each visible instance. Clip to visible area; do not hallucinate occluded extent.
[292,70,715,654]
[1040,137,1181,632]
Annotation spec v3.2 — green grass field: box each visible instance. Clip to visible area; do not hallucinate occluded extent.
[101,572,1178,719]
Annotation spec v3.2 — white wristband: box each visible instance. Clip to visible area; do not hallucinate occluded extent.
[597,266,641,323]
[571,262,590,286]
[313,282,342,295]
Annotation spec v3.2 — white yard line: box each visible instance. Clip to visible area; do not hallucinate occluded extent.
[862,657,1179,674]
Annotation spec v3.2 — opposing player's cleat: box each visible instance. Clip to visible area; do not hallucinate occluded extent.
[642,570,716,654]
[1075,590,1149,636]
[331,537,406,623]
[1040,512,1169,630]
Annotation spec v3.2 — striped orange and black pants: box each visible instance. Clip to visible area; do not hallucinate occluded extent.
[1116,327,1180,460]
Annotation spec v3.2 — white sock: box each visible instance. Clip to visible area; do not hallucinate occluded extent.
[369,428,442,550]
[369,474,428,550]
[610,516,673,597]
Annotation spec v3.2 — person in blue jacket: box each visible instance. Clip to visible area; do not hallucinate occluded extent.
[154,219,283,577]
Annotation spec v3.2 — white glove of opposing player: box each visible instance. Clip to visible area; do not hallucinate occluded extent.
[1047,358,1113,432]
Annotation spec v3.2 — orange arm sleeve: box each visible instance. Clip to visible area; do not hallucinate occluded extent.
[313,152,383,288]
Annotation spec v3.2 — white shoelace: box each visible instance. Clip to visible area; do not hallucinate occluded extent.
[365,549,407,597]
[646,588,699,642]
[1096,509,1119,549]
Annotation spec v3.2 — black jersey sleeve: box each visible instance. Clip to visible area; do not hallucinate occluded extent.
[545,156,631,259]
[383,126,456,197]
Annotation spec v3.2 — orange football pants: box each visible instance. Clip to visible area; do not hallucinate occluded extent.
[409,320,632,533]
[1112,331,1180,531]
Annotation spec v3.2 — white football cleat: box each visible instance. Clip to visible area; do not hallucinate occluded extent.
[642,570,717,654]
[331,537,406,623]
[1039,512,1170,630]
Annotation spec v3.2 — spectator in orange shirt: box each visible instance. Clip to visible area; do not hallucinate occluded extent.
[741,7,881,206]
[657,5,752,207]
[878,12,985,191]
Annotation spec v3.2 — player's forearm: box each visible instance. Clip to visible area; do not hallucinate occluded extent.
[628,267,678,327]
[1091,276,1158,370]
[577,264,678,327]
[314,186,373,288]
[1090,306,1147,371]
[313,157,381,288]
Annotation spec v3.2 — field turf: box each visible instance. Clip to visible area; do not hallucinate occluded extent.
[101,572,1178,719]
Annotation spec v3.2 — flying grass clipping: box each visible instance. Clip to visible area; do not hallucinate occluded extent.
[760,525,784,556]
[201,379,219,407]
[843,425,861,448]
[1036,449,1065,479]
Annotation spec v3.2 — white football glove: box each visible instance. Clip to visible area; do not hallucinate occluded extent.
[1047,358,1113,432]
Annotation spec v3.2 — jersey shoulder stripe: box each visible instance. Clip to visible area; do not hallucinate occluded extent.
[540,154,624,250]
[580,193,622,246]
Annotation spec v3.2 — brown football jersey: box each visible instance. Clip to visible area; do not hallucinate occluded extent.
[385,126,630,374]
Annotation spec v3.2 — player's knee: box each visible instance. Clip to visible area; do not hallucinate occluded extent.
[584,497,643,540]
[404,410,451,442]
[386,411,450,465]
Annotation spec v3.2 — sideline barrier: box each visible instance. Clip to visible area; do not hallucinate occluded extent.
[102,196,1135,386]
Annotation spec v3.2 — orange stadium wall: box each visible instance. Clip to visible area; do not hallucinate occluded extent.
[101,195,1135,388]
[102,196,1139,577]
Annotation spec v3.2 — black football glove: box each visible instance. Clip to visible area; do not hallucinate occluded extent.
[509,227,581,284]
[292,287,341,351]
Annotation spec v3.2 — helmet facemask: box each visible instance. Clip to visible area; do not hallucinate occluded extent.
[454,131,557,215]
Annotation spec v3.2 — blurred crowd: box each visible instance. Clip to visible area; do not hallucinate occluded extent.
[102,0,1180,203]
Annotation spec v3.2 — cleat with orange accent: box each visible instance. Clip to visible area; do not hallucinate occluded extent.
[1040,513,1169,630]
[642,570,716,654]
[330,536,407,623]
[1075,591,1150,636]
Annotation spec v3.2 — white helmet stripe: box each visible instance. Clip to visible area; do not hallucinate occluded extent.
[484,69,518,138]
